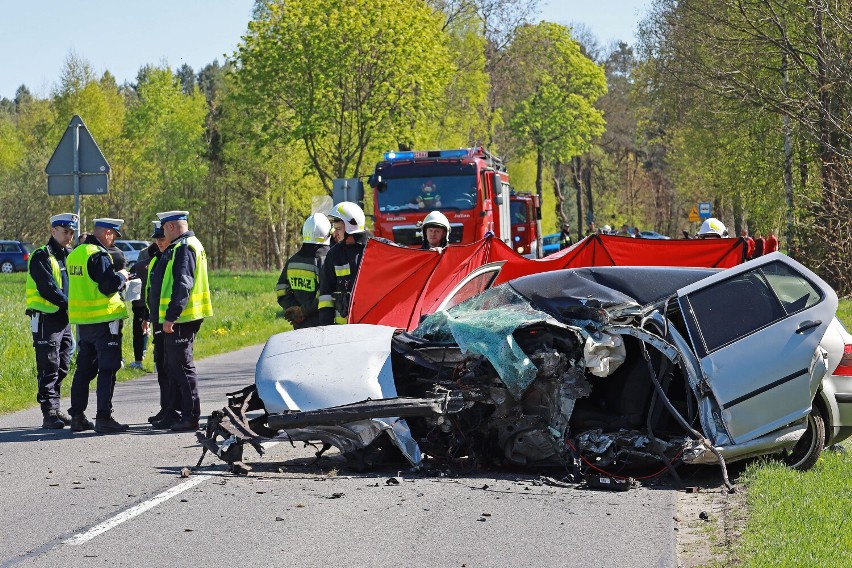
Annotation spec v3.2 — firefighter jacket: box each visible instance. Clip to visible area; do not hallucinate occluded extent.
[318,232,370,325]
[25,237,70,315]
[276,243,329,329]
[148,231,212,324]
[67,235,128,325]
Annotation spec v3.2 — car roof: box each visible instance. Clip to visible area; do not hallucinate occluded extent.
[508,265,719,309]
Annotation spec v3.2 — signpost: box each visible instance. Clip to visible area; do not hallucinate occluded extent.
[698,201,712,219]
[45,115,110,237]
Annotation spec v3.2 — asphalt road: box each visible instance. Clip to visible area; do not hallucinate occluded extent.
[0,344,678,567]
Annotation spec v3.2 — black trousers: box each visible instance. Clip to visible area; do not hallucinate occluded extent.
[164,319,203,421]
[131,305,149,361]
[69,321,122,419]
[32,312,73,414]
[151,323,180,416]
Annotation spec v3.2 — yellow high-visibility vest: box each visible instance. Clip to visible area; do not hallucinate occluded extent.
[67,243,128,324]
[158,236,212,323]
[25,245,61,313]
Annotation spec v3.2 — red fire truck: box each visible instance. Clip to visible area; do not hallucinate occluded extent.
[509,192,543,258]
[368,147,512,247]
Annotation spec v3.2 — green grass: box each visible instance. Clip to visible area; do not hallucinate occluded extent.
[0,270,290,414]
[736,453,852,566]
[732,297,852,566]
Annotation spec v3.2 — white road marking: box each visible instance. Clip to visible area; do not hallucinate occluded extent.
[63,475,211,546]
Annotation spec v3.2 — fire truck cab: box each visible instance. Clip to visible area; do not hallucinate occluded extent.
[509,192,543,258]
[368,147,511,247]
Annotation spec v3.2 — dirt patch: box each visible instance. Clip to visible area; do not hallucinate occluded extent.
[674,466,748,567]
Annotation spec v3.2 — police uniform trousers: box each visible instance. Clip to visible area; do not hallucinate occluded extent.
[69,322,122,419]
[32,312,73,414]
[152,322,181,417]
[164,319,203,422]
[131,304,149,361]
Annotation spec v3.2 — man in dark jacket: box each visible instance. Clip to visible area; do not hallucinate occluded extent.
[26,213,77,428]
[319,202,370,325]
[67,218,131,433]
[147,210,212,432]
[277,213,331,329]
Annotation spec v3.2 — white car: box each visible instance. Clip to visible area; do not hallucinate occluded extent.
[113,240,150,264]
[199,252,851,481]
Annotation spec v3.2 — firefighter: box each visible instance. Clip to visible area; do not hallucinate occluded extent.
[277,213,331,329]
[26,213,77,429]
[697,218,728,239]
[559,222,573,249]
[318,202,369,325]
[67,218,131,433]
[147,210,212,431]
[420,210,450,251]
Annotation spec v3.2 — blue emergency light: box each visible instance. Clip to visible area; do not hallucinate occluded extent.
[383,148,473,161]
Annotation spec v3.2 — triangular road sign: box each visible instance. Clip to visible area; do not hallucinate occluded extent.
[688,205,701,223]
[45,115,110,175]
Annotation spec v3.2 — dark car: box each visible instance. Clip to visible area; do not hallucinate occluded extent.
[0,240,34,273]
[200,253,850,483]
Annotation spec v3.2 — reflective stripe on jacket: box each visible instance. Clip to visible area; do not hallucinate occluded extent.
[67,244,128,324]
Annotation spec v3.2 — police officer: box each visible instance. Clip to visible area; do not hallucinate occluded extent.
[139,221,178,425]
[148,211,212,431]
[319,202,369,325]
[26,213,77,429]
[277,213,331,329]
[67,218,131,433]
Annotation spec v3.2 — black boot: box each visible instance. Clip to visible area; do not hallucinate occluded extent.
[42,411,65,429]
[57,410,72,425]
[147,410,165,424]
[70,413,94,432]
[95,416,129,433]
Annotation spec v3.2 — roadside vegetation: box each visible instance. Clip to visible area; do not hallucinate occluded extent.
[0,271,287,414]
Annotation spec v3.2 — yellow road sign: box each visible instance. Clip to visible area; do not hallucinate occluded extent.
[688,205,701,223]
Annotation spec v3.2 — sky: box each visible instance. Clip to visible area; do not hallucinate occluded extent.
[0,0,651,101]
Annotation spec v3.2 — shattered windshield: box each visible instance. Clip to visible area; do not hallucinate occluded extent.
[412,285,552,397]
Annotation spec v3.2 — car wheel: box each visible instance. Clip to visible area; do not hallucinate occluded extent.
[0,261,14,273]
[783,405,825,471]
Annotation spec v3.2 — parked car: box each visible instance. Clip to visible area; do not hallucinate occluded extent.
[639,230,671,240]
[542,233,560,256]
[113,240,150,264]
[0,240,34,273]
[199,252,851,481]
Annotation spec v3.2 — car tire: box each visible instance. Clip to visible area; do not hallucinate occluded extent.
[0,261,14,273]
[783,405,825,471]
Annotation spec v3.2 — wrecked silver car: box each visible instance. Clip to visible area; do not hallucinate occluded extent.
[198,252,852,482]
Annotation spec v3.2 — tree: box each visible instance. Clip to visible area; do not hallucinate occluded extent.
[234,0,454,190]
[503,22,607,208]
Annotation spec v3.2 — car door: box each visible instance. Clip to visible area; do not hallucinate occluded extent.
[676,252,838,444]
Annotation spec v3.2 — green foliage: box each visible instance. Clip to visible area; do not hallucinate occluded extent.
[234,0,455,186]
[502,22,607,198]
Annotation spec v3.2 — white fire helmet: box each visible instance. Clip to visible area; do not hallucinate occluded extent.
[698,217,728,238]
[302,213,332,245]
[421,210,451,233]
[328,201,366,234]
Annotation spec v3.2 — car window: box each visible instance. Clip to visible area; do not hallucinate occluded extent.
[760,261,821,313]
[543,234,559,246]
[115,242,131,252]
[22,243,34,253]
[443,270,500,311]
[131,242,149,250]
[684,269,786,354]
